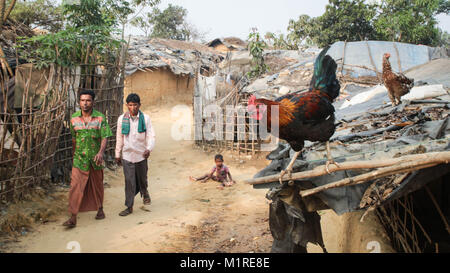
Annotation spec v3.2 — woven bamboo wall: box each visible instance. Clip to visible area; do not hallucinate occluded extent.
[0,62,124,203]
[0,65,74,203]
[195,92,263,157]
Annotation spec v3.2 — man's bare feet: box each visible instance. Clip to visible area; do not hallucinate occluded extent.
[95,207,105,220]
[217,183,225,190]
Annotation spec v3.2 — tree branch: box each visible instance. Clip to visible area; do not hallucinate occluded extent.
[3,0,16,23]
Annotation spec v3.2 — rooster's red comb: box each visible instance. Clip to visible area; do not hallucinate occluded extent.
[248,95,257,105]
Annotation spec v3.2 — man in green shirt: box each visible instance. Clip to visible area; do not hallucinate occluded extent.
[63,90,113,228]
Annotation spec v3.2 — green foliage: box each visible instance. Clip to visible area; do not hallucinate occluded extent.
[437,28,450,47]
[9,0,64,32]
[283,0,377,48]
[374,0,447,45]
[62,0,132,28]
[130,13,152,37]
[131,3,203,41]
[284,0,449,48]
[286,15,321,48]
[62,0,160,40]
[265,32,297,50]
[317,0,377,45]
[12,0,166,69]
[16,25,123,69]
[148,4,189,40]
[247,29,269,79]
[15,0,129,69]
[437,0,450,13]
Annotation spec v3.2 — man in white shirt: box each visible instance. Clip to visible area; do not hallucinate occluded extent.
[115,93,155,216]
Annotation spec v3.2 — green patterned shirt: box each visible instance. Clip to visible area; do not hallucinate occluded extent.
[70,110,113,171]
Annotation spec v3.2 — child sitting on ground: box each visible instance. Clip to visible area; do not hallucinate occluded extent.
[189,154,236,189]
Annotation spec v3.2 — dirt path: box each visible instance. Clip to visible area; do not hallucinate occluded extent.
[8,106,273,253]
[6,106,393,253]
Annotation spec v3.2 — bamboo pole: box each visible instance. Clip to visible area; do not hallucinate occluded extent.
[299,156,449,198]
[245,151,450,185]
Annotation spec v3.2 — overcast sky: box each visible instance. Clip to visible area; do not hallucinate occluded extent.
[126,0,450,41]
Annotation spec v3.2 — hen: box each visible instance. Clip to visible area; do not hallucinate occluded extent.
[248,47,340,181]
[382,53,414,106]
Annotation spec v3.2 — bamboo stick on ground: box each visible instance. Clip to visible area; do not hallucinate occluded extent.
[245,151,450,185]
[300,155,450,197]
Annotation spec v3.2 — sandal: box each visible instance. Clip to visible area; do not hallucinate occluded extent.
[63,219,76,228]
[119,208,133,217]
[95,210,106,220]
[143,195,151,205]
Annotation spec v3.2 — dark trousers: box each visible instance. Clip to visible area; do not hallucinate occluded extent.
[123,159,149,208]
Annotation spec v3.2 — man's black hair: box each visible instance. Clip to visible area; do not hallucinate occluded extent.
[79,90,96,101]
[215,154,224,161]
[126,93,141,104]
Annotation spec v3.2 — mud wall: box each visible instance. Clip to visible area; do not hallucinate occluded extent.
[312,210,395,253]
[124,68,195,108]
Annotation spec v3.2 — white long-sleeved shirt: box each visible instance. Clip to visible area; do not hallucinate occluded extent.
[115,112,155,163]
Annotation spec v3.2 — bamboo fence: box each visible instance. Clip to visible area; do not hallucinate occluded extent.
[0,55,125,202]
[194,72,266,157]
[0,65,74,203]
[376,182,449,254]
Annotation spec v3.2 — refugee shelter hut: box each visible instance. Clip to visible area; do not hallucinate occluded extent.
[124,37,223,107]
[195,40,448,162]
[195,48,319,156]
[245,52,450,253]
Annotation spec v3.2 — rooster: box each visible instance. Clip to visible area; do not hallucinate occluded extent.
[248,47,340,182]
[382,53,414,106]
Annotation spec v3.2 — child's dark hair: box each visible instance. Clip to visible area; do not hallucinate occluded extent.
[79,90,95,100]
[215,154,224,161]
[126,93,141,104]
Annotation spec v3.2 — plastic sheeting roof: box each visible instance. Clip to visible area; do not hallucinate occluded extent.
[327,41,435,78]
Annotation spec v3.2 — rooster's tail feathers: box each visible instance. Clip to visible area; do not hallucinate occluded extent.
[310,46,340,100]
